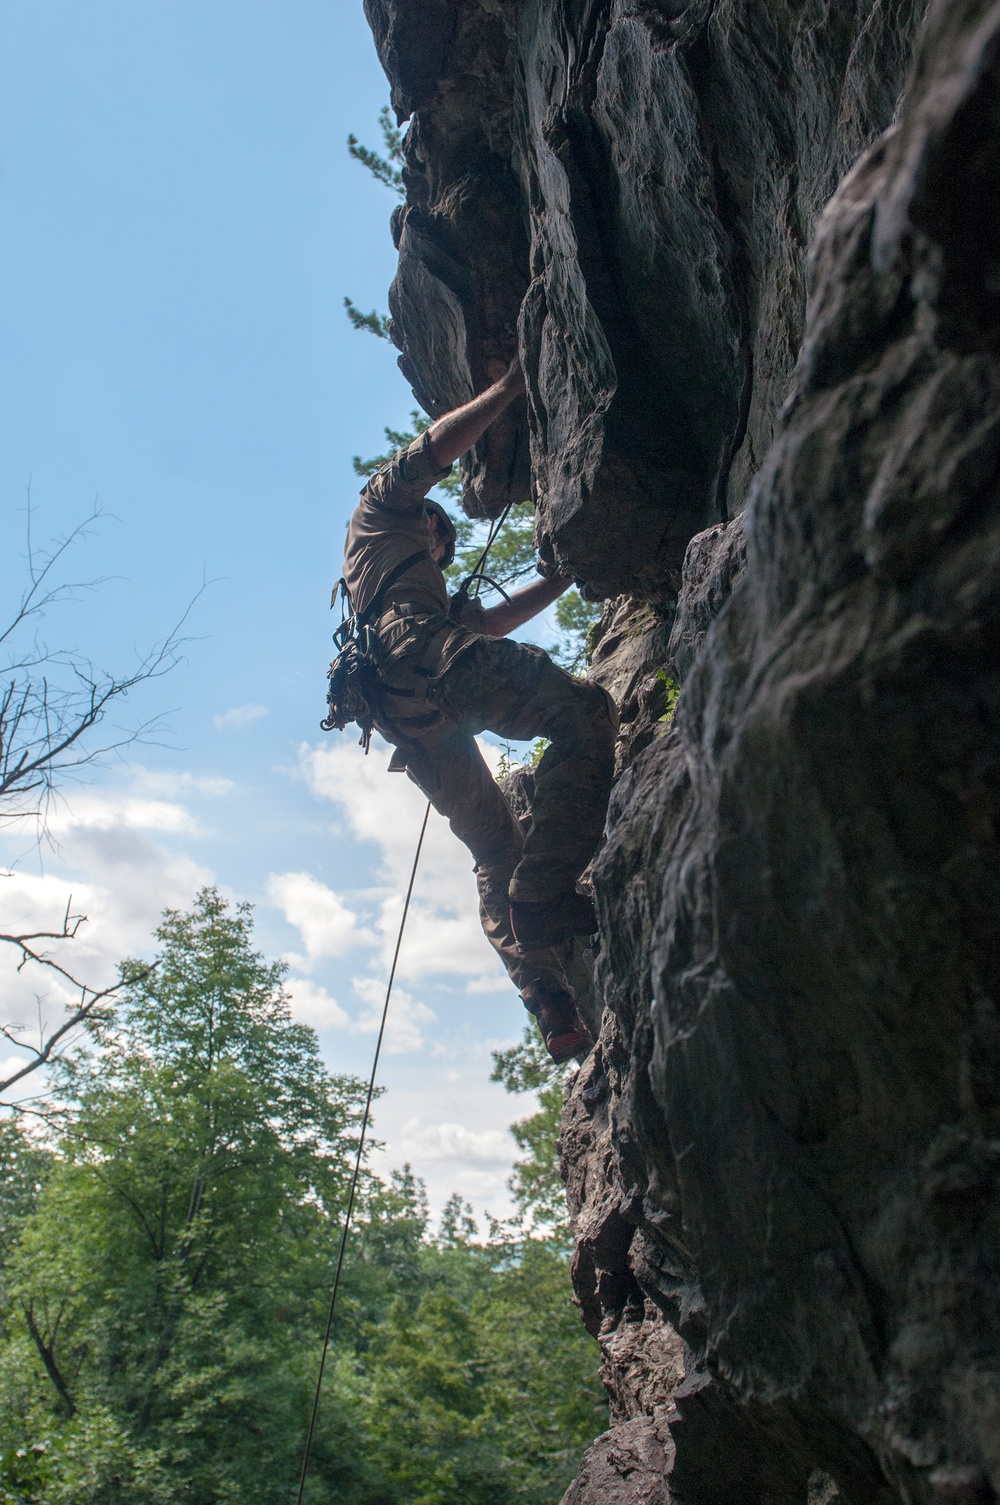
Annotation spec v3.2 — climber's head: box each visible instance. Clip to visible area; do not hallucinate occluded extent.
[424,500,456,568]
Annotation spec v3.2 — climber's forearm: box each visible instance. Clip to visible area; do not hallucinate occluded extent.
[427,359,526,470]
[477,574,572,638]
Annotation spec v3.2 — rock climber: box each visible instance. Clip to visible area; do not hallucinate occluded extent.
[340,357,617,1062]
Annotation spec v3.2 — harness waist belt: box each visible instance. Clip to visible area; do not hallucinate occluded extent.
[376,601,445,622]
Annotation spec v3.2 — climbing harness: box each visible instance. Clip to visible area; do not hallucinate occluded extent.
[295,799,431,1504]
[322,548,430,751]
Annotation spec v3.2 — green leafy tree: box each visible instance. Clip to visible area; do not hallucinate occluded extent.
[357,1234,604,1505]
[343,299,392,340]
[491,1026,572,1234]
[343,107,405,344]
[0,894,606,1504]
[0,890,379,1503]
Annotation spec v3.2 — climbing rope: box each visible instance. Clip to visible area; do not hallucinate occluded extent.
[465,501,514,598]
[295,799,431,1504]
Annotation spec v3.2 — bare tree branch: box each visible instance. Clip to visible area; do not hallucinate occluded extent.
[23,1300,76,1417]
[1,498,193,1101]
[0,896,157,1095]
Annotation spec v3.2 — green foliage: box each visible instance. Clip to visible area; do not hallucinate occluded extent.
[343,297,392,341]
[344,107,405,342]
[656,668,680,725]
[0,1123,48,1287]
[491,1027,571,1234]
[358,1240,604,1505]
[451,503,536,593]
[553,591,602,673]
[0,892,604,1504]
[494,737,549,782]
[352,411,462,500]
[347,106,405,197]
[528,738,548,767]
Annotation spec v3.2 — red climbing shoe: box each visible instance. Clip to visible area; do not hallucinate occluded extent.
[533,990,592,1065]
[509,891,597,951]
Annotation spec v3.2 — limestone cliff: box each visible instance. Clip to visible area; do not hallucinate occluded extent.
[364,1,1000,1500]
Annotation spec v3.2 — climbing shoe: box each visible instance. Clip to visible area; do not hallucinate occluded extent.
[533,990,592,1065]
[510,891,597,951]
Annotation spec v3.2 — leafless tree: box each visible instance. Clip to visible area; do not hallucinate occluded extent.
[0,498,194,1101]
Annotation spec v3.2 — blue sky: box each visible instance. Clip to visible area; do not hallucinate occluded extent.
[0,1,547,1222]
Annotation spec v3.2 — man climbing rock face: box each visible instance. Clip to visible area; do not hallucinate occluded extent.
[340,358,617,1062]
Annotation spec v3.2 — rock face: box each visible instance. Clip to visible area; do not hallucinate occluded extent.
[365,1,1000,1501]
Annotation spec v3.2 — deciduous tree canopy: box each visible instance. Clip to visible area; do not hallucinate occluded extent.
[0,891,605,1504]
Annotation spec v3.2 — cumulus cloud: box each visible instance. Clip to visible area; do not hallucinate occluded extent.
[297,738,508,986]
[46,792,198,836]
[126,767,234,799]
[0,781,214,1077]
[351,975,435,1054]
[398,1117,513,1164]
[466,972,512,995]
[266,870,374,967]
[283,977,349,1030]
[213,703,269,730]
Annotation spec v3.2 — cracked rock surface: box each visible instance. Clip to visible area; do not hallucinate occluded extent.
[366,0,1000,1499]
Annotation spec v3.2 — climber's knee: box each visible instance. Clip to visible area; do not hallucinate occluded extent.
[544,678,617,759]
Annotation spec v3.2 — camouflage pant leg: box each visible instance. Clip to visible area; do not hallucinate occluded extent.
[426,636,618,903]
[399,733,568,1004]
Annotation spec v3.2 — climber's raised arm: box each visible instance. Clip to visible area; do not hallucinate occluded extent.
[426,357,525,471]
[474,571,573,639]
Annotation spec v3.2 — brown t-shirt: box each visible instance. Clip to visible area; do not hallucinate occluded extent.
[342,432,454,619]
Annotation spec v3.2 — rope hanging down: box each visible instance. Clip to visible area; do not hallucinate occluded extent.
[295,799,431,1504]
[300,499,515,1495]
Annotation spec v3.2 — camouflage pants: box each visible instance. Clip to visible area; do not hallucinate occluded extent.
[377,628,617,1004]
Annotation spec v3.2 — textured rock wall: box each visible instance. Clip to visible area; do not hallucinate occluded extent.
[367,0,924,591]
[365,0,1000,1500]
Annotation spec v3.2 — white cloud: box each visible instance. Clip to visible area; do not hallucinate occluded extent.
[266,870,374,966]
[0,779,214,1085]
[213,703,269,730]
[397,1117,513,1164]
[284,977,349,1030]
[297,738,510,986]
[126,767,235,799]
[372,895,500,984]
[351,975,435,1054]
[0,1053,31,1086]
[46,792,198,836]
[466,972,511,995]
